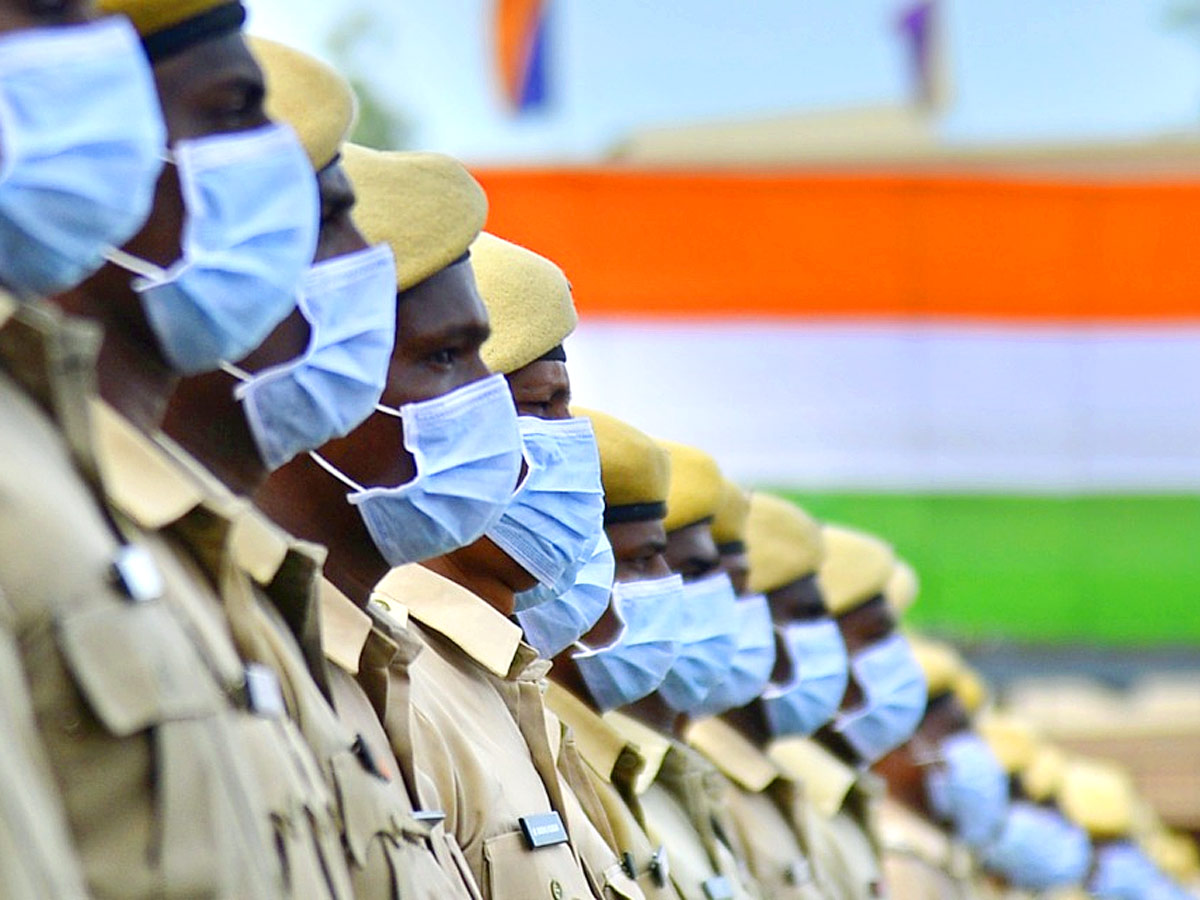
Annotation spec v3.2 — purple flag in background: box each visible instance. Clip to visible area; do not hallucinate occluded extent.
[896,0,936,104]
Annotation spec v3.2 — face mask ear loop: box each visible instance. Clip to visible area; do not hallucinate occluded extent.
[308,451,368,494]
[105,246,169,282]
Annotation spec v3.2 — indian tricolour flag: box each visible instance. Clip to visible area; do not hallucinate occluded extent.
[473,168,1200,647]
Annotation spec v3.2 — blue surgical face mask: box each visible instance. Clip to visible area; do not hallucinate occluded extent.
[691,594,776,717]
[488,416,605,596]
[761,618,849,738]
[657,572,740,715]
[108,123,318,374]
[0,17,165,298]
[1090,841,1162,900]
[313,373,523,567]
[982,802,1091,891]
[833,632,927,764]
[223,243,397,471]
[516,532,615,658]
[573,574,684,712]
[923,731,1009,847]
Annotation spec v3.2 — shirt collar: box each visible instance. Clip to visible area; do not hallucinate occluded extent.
[685,716,780,794]
[545,681,637,784]
[604,710,672,796]
[373,563,532,680]
[0,299,103,479]
[768,736,859,818]
[878,795,952,865]
[320,577,375,676]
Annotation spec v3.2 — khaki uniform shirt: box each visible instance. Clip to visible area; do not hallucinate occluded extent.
[321,579,486,899]
[686,717,830,900]
[372,564,642,900]
[93,393,361,899]
[0,581,89,899]
[606,712,765,900]
[878,796,976,900]
[770,737,887,900]
[545,682,685,900]
[0,302,282,897]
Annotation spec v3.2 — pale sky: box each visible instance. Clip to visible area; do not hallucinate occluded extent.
[247,0,1200,164]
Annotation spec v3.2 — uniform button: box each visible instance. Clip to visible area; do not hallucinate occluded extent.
[549,879,563,900]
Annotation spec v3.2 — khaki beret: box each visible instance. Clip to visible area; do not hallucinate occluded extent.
[1023,743,1068,803]
[886,560,919,617]
[978,712,1039,774]
[712,479,751,551]
[819,524,896,616]
[908,634,962,700]
[99,0,234,36]
[472,233,576,375]
[746,493,823,595]
[249,38,357,172]
[1059,758,1136,838]
[342,144,487,291]
[658,440,724,534]
[574,408,670,522]
[954,665,989,715]
[1143,831,1200,882]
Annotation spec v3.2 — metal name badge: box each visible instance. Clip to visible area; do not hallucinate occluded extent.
[518,811,569,849]
[702,875,735,900]
[413,810,447,826]
[649,846,670,888]
[244,663,285,718]
[110,544,164,603]
[787,857,814,886]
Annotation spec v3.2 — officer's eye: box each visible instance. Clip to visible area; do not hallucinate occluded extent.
[429,348,458,368]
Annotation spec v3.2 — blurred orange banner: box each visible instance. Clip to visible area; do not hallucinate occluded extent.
[472,168,1200,323]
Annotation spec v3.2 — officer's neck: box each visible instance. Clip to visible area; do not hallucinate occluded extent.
[814,724,864,769]
[421,553,517,616]
[720,700,770,748]
[255,453,391,608]
[876,746,936,819]
[549,655,594,708]
[163,370,264,496]
[625,692,685,738]
[52,277,176,434]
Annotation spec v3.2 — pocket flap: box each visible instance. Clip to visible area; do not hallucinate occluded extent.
[60,601,223,736]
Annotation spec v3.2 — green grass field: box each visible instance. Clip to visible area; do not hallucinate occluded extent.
[771,491,1200,646]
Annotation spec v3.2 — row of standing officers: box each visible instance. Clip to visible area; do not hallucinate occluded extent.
[0,1,1195,899]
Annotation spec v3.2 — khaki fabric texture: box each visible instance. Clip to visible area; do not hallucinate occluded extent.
[769,738,887,900]
[0,587,90,900]
[879,796,976,900]
[92,398,360,900]
[473,232,577,375]
[545,683,684,900]
[368,563,626,900]
[639,741,766,900]
[0,303,282,898]
[685,718,826,900]
[250,37,357,171]
[321,581,486,900]
[342,144,486,291]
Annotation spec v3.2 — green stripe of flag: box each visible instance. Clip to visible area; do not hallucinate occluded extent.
[771,491,1200,646]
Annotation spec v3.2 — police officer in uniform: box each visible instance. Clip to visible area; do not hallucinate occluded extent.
[160,38,487,900]
[771,525,928,900]
[0,2,166,894]
[9,0,354,894]
[603,440,766,900]
[689,491,849,900]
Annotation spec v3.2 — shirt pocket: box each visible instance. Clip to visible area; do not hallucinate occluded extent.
[59,600,226,734]
[58,600,281,897]
[482,829,596,900]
